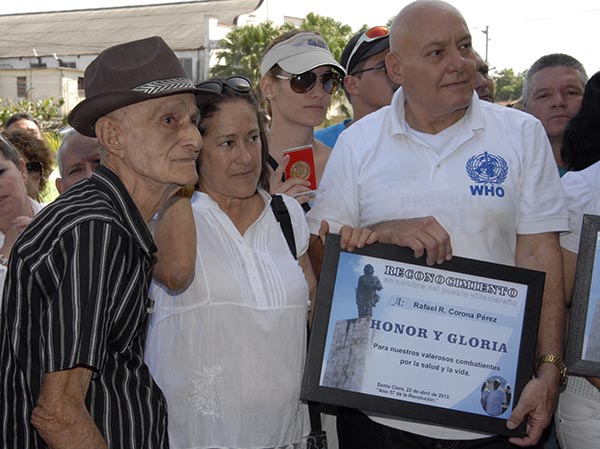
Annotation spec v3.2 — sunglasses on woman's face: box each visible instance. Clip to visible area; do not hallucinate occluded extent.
[276,71,340,95]
[26,161,44,176]
[196,75,252,94]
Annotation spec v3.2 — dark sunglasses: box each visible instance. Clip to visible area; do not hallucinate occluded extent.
[276,71,340,95]
[26,161,44,175]
[196,76,252,94]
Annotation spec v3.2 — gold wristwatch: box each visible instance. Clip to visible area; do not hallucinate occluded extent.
[535,354,568,387]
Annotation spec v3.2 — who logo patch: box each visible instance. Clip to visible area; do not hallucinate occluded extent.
[466,152,509,197]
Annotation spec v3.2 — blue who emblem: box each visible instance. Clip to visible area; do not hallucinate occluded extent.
[466,152,509,197]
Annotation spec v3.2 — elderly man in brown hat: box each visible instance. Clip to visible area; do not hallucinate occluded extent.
[0,36,215,449]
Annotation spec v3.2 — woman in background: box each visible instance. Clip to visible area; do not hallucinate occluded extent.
[0,134,42,308]
[3,129,55,202]
[260,30,345,206]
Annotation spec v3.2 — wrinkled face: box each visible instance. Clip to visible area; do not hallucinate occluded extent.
[388,4,477,122]
[7,119,43,140]
[0,153,29,220]
[524,66,585,139]
[265,65,336,127]
[198,99,262,204]
[58,135,102,193]
[352,50,397,110]
[114,93,202,188]
[474,53,494,103]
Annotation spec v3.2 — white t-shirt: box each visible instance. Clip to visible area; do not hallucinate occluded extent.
[145,190,310,449]
[307,89,568,440]
[560,160,600,253]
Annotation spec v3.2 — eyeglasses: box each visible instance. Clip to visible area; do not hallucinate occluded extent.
[345,26,390,73]
[351,61,387,76]
[26,161,44,176]
[275,71,340,95]
[196,76,252,94]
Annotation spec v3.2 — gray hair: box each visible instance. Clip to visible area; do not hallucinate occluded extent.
[523,53,588,105]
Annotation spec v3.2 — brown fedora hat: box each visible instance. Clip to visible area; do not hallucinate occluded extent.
[69,36,216,137]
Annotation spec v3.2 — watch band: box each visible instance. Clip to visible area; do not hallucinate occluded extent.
[535,354,568,387]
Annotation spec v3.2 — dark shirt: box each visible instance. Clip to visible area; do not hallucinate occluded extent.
[0,165,168,449]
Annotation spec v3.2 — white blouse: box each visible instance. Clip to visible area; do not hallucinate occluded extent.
[145,190,310,449]
[0,198,44,310]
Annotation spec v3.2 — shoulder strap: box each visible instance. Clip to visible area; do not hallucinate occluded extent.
[270,194,297,259]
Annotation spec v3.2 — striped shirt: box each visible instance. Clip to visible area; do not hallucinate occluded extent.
[0,165,168,449]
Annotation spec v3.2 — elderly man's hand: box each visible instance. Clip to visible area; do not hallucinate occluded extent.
[507,366,560,447]
[369,217,452,265]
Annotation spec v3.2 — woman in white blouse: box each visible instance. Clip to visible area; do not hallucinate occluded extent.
[145,77,375,449]
[0,134,42,305]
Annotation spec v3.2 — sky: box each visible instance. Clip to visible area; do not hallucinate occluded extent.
[0,0,598,75]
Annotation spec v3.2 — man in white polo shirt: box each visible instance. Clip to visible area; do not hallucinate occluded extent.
[307,1,567,447]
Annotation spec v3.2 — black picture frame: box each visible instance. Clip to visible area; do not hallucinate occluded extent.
[566,214,600,376]
[302,235,545,437]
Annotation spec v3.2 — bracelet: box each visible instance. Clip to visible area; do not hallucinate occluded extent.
[0,254,8,267]
[535,354,568,387]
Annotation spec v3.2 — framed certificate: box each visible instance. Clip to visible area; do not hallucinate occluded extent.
[566,214,600,376]
[302,235,545,436]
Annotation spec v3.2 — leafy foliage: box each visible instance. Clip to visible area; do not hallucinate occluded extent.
[0,97,65,129]
[210,21,282,84]
[492,68,526,103]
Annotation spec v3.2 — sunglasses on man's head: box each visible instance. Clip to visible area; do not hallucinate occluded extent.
[26,161,44,175]
[345,26,390,73]
[196,76,252,94]
[276,71,340,95]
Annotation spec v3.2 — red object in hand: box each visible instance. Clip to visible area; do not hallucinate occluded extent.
[284,145,317,191]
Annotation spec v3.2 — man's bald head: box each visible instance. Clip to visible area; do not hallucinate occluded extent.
[390,0,466,54]
[56,130,102,193]
[385,0,476,132]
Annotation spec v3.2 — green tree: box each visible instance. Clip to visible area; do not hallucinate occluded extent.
[301,13,353,62]
[210,21,282,83]
[493,68,525,103]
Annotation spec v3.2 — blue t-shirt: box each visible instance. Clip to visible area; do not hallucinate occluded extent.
[314,119,351,148]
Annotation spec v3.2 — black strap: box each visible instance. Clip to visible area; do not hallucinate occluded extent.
[270,194,324,434]
[268,155,311,213]
[270,194,297,259]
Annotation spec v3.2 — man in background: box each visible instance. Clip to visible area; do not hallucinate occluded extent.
[523,53,587,176]
[474,51,495,103]
[55,129,102,193]
[315,26,397,148]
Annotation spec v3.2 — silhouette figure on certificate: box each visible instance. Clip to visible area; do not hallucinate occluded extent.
[355,264,383,318]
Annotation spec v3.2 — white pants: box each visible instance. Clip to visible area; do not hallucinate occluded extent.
[555,377,600,449]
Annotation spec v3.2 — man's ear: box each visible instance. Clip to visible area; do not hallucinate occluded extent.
[343,75,361,97]
[95,116,124,159]
[55,178,64,195]
[386,51,404,86]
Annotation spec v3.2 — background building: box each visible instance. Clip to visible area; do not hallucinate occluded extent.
[0,0,263,118]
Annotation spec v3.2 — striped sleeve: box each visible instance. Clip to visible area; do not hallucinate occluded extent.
[38,219,133,375]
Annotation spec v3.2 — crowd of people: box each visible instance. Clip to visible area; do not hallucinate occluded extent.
[0,0,598,448]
